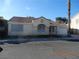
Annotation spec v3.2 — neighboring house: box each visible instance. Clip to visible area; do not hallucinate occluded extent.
[8,16,68,36]
[0,17,8,37]
[71,13,79,34]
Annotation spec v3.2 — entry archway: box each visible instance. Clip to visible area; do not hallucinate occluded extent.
[37,24,46,32]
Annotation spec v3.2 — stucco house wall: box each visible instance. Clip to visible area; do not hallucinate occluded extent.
[8,22,33,36]
[8,16,68,36]
[8,17,51,36]
[57,25,68,36]
[32,18,50,35]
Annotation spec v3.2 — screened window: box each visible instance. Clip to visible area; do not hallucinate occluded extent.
[11,24,23,32]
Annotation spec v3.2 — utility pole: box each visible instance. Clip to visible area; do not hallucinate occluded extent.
[49,22,52,40]
[68,0,71,36]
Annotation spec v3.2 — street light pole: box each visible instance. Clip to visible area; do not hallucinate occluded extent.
[68,0,71,36]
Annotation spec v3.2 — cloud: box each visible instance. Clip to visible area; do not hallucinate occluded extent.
[4,0,12,5]
[26,7,31,10]
[1,0,12,12]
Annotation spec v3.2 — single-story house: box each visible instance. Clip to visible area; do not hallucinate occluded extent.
[8,16,68,36]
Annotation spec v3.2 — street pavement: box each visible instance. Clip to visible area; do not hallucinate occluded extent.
[0,41,79,59]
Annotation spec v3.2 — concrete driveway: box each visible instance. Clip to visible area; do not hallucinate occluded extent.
[0,41,79,59]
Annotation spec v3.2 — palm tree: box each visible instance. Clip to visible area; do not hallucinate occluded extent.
[56,17,68,24]
[68,0,71,36]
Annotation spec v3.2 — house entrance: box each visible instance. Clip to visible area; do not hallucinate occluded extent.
[37,24,46,32]
[49,26,57,35]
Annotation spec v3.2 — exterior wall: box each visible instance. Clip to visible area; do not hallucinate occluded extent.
[50,22,68,36]
[8,18,68,36]
[32,19,50,35]
[8,22,32,36]
[23,24,32,35]
[57,26,67,36]
[54,23,68,36]
[32,25,49,35]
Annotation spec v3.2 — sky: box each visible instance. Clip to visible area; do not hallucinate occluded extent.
[0,0,79,20]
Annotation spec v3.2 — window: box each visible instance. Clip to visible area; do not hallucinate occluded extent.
[38,24,46,32]
[11,24,23,32]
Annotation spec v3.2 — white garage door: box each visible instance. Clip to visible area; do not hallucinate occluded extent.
[57,27,67,35]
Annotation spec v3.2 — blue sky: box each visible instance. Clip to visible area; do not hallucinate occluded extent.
[0,0,79,20]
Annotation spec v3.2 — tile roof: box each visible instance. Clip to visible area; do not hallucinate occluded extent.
[9,16,36,23]
[9,16,53,23]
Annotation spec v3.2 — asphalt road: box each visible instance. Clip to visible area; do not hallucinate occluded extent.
[0,41,79,59]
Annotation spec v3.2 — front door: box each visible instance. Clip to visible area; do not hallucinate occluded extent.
[49,26,57,35]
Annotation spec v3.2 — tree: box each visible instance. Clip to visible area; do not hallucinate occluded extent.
[68,0,71,36]
[62,17,68,24]
[56,17,68,24]
[0,17,8,38]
